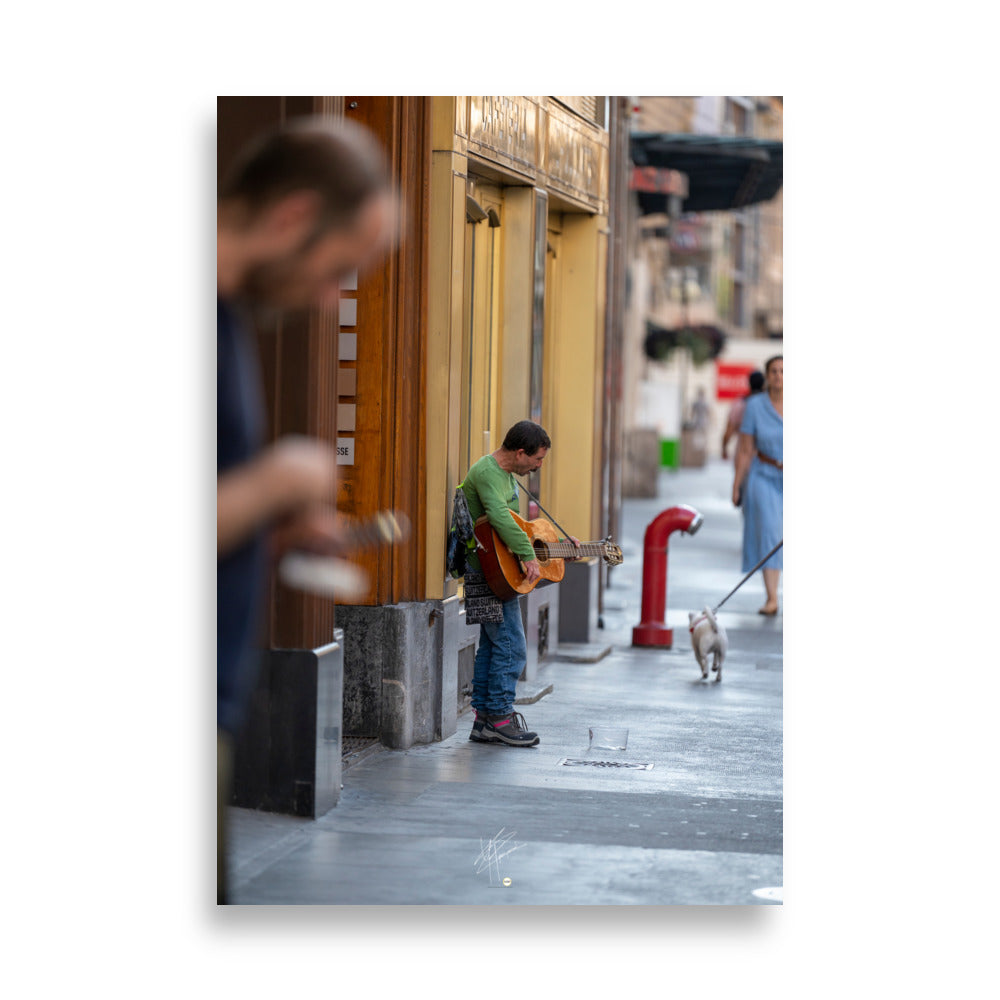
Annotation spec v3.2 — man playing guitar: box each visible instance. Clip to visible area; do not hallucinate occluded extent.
[461,420,579,747]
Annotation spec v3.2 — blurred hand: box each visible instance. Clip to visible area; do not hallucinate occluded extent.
[217,435,339,558]
[263,436,338,512]
[269,503,349,560]
[523,558,542,584]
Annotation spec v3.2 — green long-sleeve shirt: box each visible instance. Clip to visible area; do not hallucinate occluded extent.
[461,454,535,574]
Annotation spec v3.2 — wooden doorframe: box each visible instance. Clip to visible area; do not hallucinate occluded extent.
[217,96,430,651]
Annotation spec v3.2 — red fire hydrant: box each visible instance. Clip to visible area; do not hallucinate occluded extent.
[632,504,704,648]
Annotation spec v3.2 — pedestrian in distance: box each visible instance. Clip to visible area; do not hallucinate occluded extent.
[689,386,711,432]
[461,420,579,747]
[721,369,764,461]
[732,356,783,615]
[216,115,398,903]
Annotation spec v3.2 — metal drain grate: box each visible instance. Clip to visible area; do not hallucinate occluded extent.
[557,757,653,770]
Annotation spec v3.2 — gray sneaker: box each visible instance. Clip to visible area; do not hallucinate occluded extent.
[485,711,540,747]
[469,709,498,743]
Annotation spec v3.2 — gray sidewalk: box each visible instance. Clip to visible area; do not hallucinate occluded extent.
[228,458,782,905]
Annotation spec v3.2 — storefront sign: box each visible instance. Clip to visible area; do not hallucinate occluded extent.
[670,220,703,253]
[468,96,538,173]
[465,97,609,213]
[629,165,688,196]
[546,112,604,205]
[716,361,758,401]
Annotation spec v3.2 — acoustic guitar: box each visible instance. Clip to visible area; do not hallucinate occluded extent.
[473,511,623,601]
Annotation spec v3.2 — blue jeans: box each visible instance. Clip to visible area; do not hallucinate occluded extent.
[472,597,526,717]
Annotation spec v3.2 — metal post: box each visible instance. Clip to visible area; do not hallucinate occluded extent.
[631,504,703,648]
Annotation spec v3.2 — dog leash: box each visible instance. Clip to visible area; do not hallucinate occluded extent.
[690,539,784,631]
[713,540,784,614]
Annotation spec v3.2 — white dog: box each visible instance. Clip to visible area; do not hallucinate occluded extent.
[688,607,727,682]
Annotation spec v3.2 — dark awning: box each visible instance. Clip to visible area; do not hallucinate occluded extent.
[644,320,726,365]
[630,133,782,214]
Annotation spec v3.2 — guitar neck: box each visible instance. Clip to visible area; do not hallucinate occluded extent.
[544,541,609,560]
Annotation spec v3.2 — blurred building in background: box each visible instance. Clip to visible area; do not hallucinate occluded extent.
[622,96,783,491]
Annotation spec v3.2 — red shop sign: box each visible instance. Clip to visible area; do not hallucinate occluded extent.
[716,361,758,401]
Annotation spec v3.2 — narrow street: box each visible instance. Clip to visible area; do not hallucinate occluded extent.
[230,458,782,904]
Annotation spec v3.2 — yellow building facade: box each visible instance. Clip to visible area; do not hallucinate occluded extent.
[425,96,613,603]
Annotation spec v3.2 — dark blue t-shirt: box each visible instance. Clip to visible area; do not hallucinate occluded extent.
[217,298,268,735]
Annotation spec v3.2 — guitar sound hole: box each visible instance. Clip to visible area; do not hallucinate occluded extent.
[533,541,550,563]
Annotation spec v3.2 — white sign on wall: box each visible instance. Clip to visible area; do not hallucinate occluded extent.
[336,437,355,466]
[338,334,357,361]
[339,299,357,327]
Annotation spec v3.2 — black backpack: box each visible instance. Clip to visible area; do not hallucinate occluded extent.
[446,484,476,578]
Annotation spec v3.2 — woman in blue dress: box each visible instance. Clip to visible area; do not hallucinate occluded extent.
[732,356,783,615]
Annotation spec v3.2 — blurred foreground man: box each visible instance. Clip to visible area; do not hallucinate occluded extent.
[216,116,396,903]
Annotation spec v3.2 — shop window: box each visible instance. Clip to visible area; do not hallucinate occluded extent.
[724,97,754,136]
